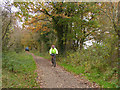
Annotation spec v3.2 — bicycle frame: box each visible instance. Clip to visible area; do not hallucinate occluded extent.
[51,54,56,67]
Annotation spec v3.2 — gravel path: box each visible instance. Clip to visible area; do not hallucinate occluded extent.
[29,52,99,88]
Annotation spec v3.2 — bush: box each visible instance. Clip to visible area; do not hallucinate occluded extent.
[58,42,118,88]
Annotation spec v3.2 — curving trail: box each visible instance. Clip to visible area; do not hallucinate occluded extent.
[27,52,99,88]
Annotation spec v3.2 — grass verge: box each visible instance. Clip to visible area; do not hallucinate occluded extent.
[2,51,40,88]
[58,62,118,88]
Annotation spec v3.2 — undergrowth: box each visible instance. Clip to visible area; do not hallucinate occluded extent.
[2,51,40,88]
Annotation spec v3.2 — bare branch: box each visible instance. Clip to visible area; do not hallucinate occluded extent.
[28,18,51,25]
[100,8,112,22]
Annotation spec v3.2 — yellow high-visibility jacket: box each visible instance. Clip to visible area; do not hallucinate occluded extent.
[49,48,58,54]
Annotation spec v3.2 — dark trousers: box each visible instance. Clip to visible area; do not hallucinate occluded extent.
[51,54,56,66]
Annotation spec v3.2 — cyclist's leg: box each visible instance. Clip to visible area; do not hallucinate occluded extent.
[53,54,56,67]
[50,54,53,64]
[51,56,54,65]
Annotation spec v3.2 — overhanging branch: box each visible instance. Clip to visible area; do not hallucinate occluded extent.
[100,8,112,22]
[28,18,52,24]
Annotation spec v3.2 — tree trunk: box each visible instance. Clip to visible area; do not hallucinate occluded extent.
[57,25,65,54]
[80,39,84,50]
[117,1,120,80]
[64,24,68,52]
[68,22,73,50]
[118,2,120,37]
[80,8,84,50]
[77,39,79,48]
[53,16,65,54]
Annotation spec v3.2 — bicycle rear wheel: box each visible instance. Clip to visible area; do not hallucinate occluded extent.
[53,57,56,67]
[51,58,54,65]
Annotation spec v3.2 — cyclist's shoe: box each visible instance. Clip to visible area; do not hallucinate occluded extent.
[54,64,56,67]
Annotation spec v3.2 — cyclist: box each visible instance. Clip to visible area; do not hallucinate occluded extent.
[25,47,29,52]
[49,45,58,67]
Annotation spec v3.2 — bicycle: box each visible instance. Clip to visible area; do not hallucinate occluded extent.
[51,54,56,67]
[25,47,29,52]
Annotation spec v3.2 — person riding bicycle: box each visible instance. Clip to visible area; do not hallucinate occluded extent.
[25,47,29,51]
[49,45,58,67]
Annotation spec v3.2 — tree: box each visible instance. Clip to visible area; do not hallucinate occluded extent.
[117,2,120,83]
[118,2,120,40]
[2,0,13,51]
[14,2,117,54]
